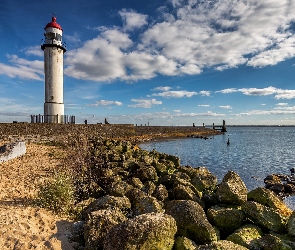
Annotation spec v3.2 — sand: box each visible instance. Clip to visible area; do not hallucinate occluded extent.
[0,142,76,250]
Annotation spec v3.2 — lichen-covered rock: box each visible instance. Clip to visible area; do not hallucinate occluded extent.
[133,196,164,216]
[257,234,292,250]
[174,236,197,250]
[226,224,263,249]
[103,213,177,250]
[141,180,156,195]
[125,188,146,206]
[83,195,131,218]
[127,177,144,189]
[191,167,217,192]
[248,187,292,217]
[217,171,248,205]
[169,185,204,207]
[173,177,203,198]
[287,210,295,236]
[165,200,217,244]
[135,165,158,182]
[207,206,244,234]
[152,184,169,202]
[196,240,248,250]
[84,209,126,250]
[107,180,133,197]
[241,201,288,233]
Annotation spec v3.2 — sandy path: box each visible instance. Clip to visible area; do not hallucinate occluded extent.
[0,142,76,250]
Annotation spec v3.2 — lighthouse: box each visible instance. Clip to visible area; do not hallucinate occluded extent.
[41,17,66,123]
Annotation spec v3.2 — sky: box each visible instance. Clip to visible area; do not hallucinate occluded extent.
[0,0,295,126]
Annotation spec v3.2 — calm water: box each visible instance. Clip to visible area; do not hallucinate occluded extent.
[139,126,295,209]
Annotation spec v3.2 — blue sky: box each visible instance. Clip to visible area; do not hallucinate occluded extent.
[1,0,295,125]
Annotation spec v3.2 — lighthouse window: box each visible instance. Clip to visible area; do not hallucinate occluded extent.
[46,32,56,39]
[56,34,62,41]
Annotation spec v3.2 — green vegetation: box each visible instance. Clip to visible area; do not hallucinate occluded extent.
[35,172,75,215]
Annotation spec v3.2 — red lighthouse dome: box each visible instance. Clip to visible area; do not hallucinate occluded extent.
[44,17,63,31]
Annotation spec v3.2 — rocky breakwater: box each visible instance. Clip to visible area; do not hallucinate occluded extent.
[68,138,295,250]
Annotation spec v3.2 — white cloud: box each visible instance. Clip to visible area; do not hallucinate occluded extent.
[3,0,295,83]
[128,98,162,108]
[219,105,232,109]
[153,86,171,91]
[276,103,288,106]
[199,91,211,96]
[198,104,210,107]
[62,0,295,83]
[217,86,295,99]
[87,100,123,107]
[119,9,148,31]
[0,55,43,81]
[152,90,197,98]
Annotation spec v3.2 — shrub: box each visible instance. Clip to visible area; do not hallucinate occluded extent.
[35,172,75,215]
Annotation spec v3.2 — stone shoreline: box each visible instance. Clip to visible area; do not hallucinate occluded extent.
[0,123,222,143]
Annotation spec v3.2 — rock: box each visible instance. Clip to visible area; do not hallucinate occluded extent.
[173,177,203,198]
[135,165,158,182]
[125,188,146,206]
[226,224,263,249]
[141,180,156,195]
[133,196,164,216]
[107,180,133,197]
[207,206,244,234]
[169,185,204,207]
[257,234,292,250]
[83,195,131,218]
[196,240,248,250]
[241,201,288,233]
[84,209,126,250]
[217,171,248,205]
[165,200,217,244]
[127,177,143,189]
[191,167,218,192]
[287,210,295,236]
[174,236,197,250]
[152,184,169,202]
[103,213,177,250]
[247,187,292,217]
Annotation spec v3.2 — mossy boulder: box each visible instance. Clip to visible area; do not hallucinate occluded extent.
[196,240,248,250]
[141,180,156,195]
[107,180,133,197]
[174,236,197,250]
[84,209,126,250]
[226,224,263,249]
[165,200,217,244]
[257,234,292,250]
[207,206,244,234]
[169,185,203,204]
[241,201,288,233]
[248,187,292,217]
[191,167,217,191]
[217,171,248,205]
[152,184,169,202]
[133,196,164,216]
[83,195,131,218]
[103,213,177,250]
[287,210,295,236]
[135,165,158,182]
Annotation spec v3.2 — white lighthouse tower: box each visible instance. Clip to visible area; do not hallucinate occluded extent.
[41,17,66,123]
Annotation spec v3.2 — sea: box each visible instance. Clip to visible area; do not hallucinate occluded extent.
[139,126,295,209]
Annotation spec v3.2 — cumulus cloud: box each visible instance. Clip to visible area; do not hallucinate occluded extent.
[61,0,295,83]
[87,100,123,107]
[119,9,148,31]
[128,98,162,108]
[0,54,43,81]
[152,90,197,98]
[217,86,295,99]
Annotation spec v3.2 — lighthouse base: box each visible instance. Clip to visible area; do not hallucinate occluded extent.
[44,103,64,123]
